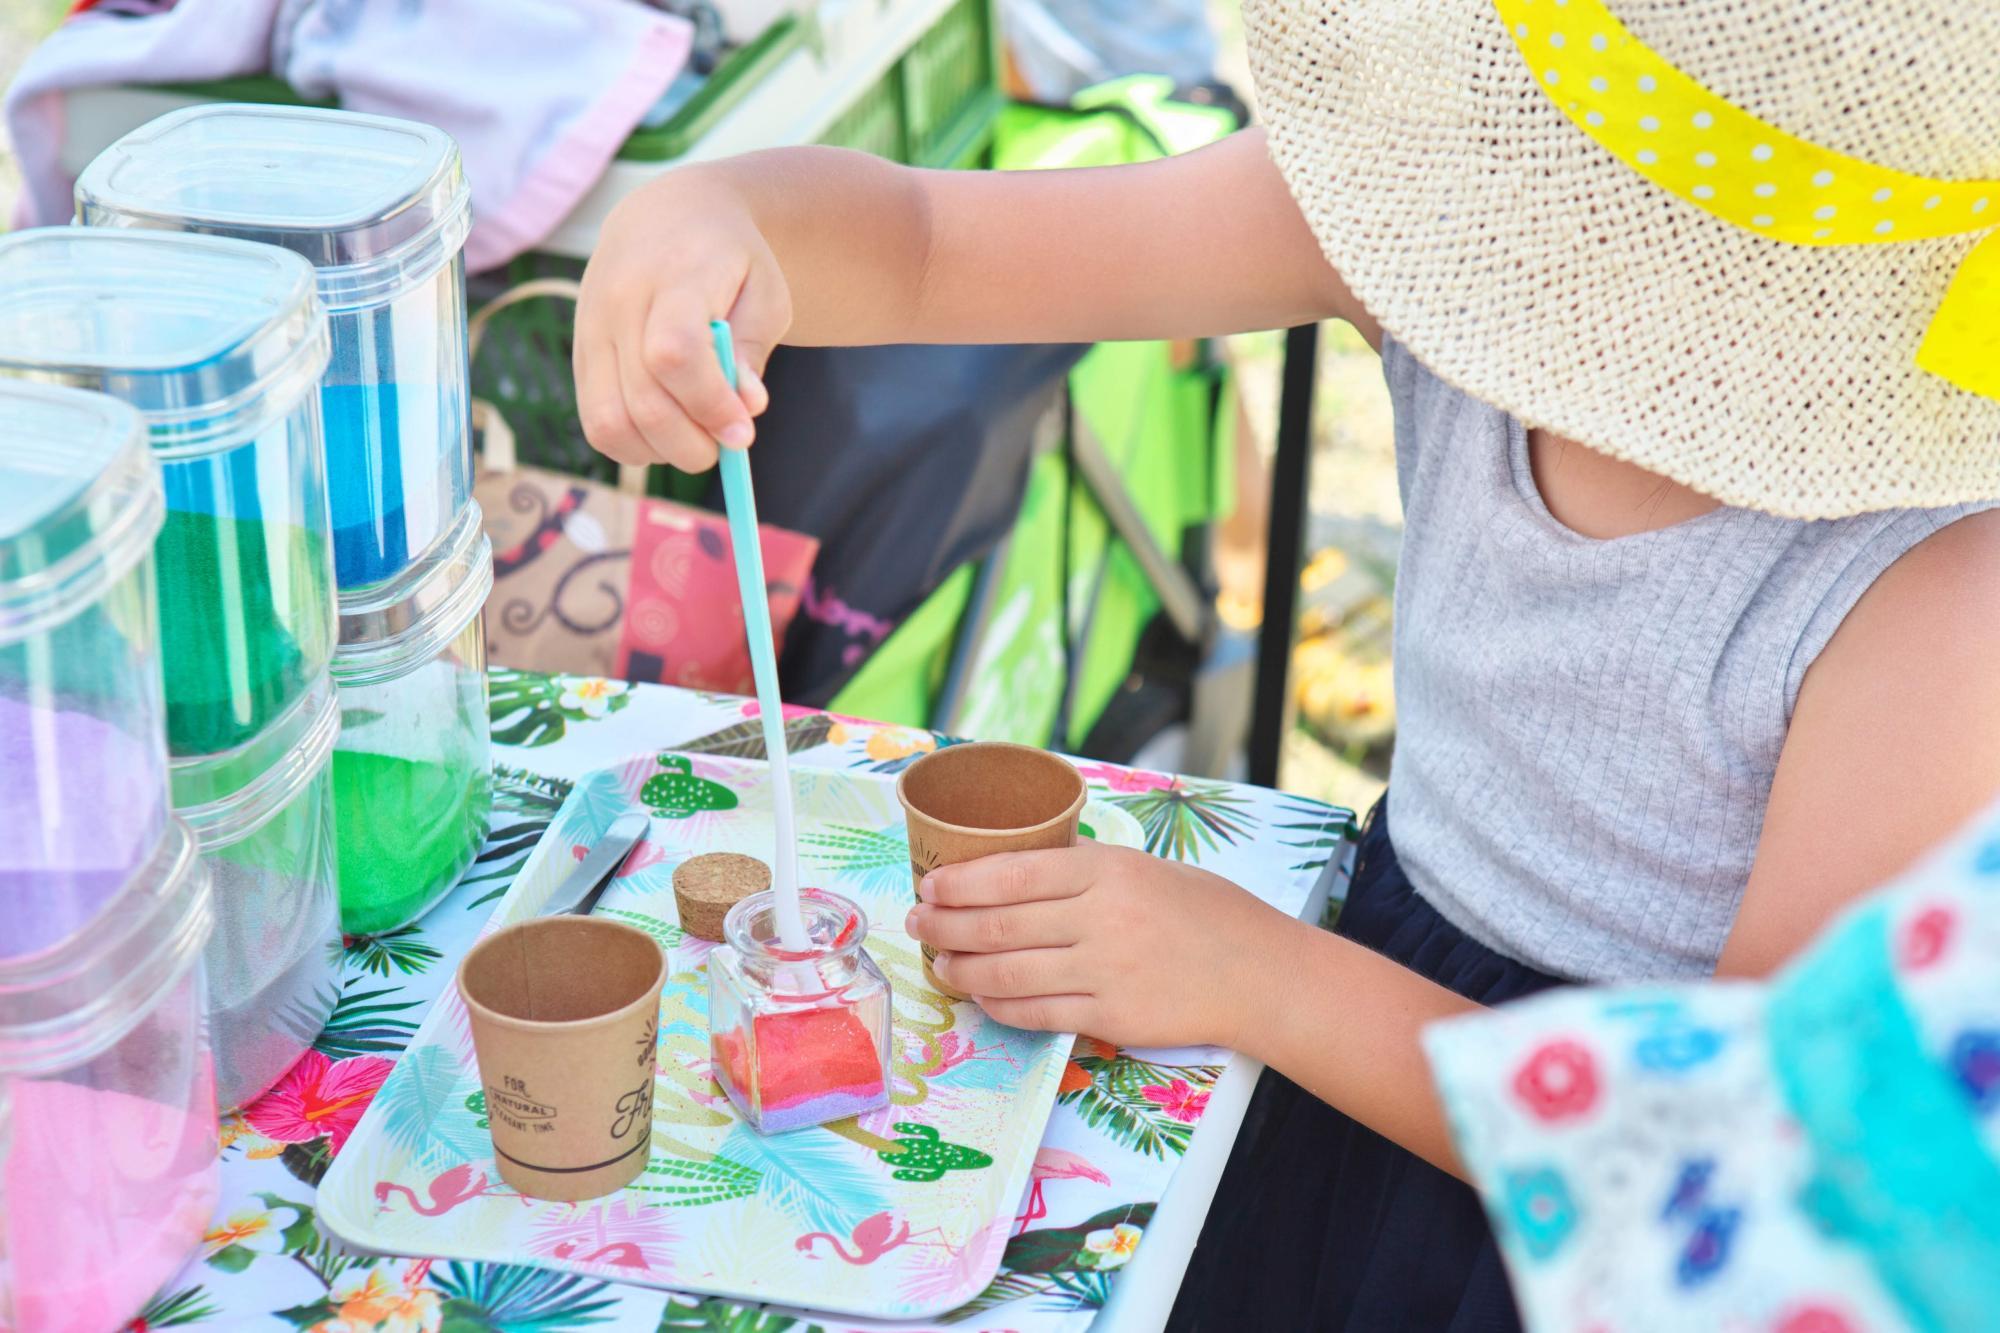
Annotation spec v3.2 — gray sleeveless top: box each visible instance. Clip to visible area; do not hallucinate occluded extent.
[1382,339,1990,982]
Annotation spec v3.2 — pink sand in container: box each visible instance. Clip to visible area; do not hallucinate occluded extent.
[0,1077,219,1332]
[0,695,166,959]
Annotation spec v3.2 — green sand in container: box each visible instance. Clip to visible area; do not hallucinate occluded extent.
[333,749,492,936]
[156,509,328,756]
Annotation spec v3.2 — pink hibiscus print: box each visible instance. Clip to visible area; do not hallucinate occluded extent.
[1074,761,1175,794]
[1141,1078,1210,1123]
[242,1049,394,1154]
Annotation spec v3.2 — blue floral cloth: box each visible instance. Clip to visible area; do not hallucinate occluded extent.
[1425,804,2000,1333]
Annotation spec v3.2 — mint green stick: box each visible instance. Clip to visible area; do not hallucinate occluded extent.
[710,319,807,951]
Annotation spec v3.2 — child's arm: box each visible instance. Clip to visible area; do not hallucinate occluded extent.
[914,512,2000,1183]
[573,129,1366,473]
[907,847,1478,1177]
[1717,508,2000,976]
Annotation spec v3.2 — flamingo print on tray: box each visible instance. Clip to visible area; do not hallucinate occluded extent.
[796,1211,959,1265]
[1015,1147,1112,1234]
[374,1164,512,1216]
[532,1197,676,1275]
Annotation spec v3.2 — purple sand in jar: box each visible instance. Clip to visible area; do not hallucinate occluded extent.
[0,694,165,957]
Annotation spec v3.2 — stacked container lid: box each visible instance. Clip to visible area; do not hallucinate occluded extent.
[0,382,220,1331]
[0,228,343,1112]
[79,104,496,940]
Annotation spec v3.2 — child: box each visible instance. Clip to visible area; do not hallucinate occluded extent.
[574,0,2000,1324]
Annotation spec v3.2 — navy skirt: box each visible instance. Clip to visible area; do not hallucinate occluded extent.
[1168,799,1568,1332]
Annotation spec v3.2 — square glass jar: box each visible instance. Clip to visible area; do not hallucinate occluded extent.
[709,889,892,1133]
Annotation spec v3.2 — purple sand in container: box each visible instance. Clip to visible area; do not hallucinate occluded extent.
[0,694,165,957]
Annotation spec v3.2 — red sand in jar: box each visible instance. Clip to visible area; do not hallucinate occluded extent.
[714,1005,887,1131]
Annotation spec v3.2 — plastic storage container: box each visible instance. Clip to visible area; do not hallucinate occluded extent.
[0,382,168,960]
[172,681,342,1109]
[331,509,493,936]
[709,889,892,1133]
[0,228,336,762]
[0,228,344,1110]
[78,104,475,598]
[0,819,219,1333]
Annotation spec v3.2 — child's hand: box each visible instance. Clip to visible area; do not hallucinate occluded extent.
[573,170,790,473]
[905,843,1303,1049]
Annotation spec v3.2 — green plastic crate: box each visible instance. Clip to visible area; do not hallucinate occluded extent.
[153,76,331,108]
[617,17,808,162]
[468,254,600,483]
[469,253,710,504]
[817,0,999,167]
[902,0,1002,169]
[819,67,908,162]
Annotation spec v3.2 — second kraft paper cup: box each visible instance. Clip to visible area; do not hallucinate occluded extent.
[895,742,1086,1000]
[457,916,666,1202]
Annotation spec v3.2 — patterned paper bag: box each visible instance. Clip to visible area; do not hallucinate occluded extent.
[474,453,817,689]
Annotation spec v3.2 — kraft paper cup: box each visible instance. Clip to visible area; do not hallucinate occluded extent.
[895,742,1086,1000]
[457,916,666,1202]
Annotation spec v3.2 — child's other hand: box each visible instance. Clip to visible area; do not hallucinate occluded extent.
[574,170,790,473]
[906,843,1302,1049]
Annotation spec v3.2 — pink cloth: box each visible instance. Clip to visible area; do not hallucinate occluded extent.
[5,0,278,230]
[5,0,691,270]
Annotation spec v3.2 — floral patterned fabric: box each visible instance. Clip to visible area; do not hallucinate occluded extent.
[1425,802,2000,1333]
[132,670,1351,1333]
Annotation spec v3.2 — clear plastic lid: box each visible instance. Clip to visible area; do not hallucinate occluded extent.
[0,228,329,457]
[333,501,492,687]
[0,381,161,646]
[0,816,213,1076]
[172,675,341,849]
[77,104,472,313]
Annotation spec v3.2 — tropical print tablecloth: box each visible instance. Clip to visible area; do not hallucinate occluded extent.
[134,671,1351,1333]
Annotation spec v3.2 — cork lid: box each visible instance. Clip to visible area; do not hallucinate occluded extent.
[672,853,770,942]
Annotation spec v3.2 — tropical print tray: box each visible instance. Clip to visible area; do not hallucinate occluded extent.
[320,750,1145,1319]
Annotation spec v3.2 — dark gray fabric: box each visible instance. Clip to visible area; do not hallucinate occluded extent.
[732,342,1086,705]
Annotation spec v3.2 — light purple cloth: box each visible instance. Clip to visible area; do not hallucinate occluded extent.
[0,694,167,958]
[6,0,692,270]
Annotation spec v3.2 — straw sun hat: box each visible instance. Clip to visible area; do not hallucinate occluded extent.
[1241,0,2000,519]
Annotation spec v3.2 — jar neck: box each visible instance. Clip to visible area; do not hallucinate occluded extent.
[722,888,872,996]
[737,947,867,993]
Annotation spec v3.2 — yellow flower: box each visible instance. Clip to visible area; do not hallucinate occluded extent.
[376,1290,441,1333]
[326,1270,443,1333]
[203,1207,281,1256]
[1084,1222,1142,1268]
[557,676,628,718]
[865,728,936,762]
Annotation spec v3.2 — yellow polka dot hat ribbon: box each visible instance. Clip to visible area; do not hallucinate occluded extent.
[1496,0,2000,402]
